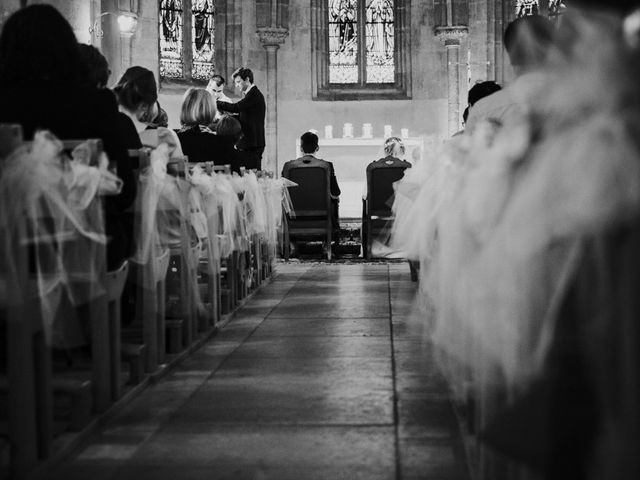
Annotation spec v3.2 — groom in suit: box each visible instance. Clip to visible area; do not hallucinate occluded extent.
[216,67,266,170]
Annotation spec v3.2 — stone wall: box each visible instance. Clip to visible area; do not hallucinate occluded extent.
[274,1,448,172]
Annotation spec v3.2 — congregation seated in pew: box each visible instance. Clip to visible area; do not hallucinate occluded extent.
[0,4,136,272]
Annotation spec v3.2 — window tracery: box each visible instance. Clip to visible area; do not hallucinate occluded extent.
[314,0,408,100]
[159,0,215,82]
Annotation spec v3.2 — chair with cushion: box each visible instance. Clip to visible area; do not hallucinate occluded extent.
[282,164,333,260]
[362,157,411,259]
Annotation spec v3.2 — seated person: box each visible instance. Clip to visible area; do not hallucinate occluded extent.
[176,87,223,163]
[215,114,256,172]
[0,5,135,271]
[281,131,340,235]
[113,66,183,158]
[78,43,139,266]
[78,44,142,154]
[368,136,412,171]
[365,136,411,211]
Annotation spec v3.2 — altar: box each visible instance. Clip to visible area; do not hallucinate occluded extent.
[293,135,424,219]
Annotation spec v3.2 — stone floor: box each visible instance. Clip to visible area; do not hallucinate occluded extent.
[44,262,469,480]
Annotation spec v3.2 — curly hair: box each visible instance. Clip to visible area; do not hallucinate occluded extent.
[0,4,85,87]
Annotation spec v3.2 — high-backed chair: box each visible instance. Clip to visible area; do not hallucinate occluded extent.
[362,157,411,259]
[282,164,333,260]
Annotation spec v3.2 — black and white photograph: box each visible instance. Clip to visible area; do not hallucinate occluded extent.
[0,1,639,479]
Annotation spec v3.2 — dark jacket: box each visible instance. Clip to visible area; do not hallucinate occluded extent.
[216,85,266,151]
[281,154,341,199]
[176,125,224,164]
[0,86,136,269]
[215,135,259,173]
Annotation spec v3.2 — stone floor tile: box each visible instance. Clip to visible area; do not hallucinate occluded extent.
[399,437,469,480]
[268,302,390,318]
[43,465,119,480]
[230,335,392,359]
[127,425,396,473]
[254,317,390,337]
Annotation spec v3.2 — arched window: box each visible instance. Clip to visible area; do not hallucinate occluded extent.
[312,0,410,100]
[159,0,215,82]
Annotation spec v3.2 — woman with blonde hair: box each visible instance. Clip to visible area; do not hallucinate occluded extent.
[176,87,223,163]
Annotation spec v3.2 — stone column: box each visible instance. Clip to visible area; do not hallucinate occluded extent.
[435,26,468,136]
[257,27,288,173]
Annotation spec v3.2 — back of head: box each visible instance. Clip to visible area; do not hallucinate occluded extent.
[504,15,556,71]
[0,4,84,87]
[300,132,319,154]
[468,81,502,106]
[78,44,110,89]
[216,115,242,140]
[232,67,254,84]
[180,88,216,127]
[211,74,225,86]
[383,137,405,157]
[113,66,158,113]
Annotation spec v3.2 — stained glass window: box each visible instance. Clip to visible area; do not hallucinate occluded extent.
[159,0,184,79]
[329,0,358,83]
[548,0,566,19]
[159,0,216,82]
[192,0,215,80]
[365,0,394,83]
[328,0,395,85]
[516,0,539,18]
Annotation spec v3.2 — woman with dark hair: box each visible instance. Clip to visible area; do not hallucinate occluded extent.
[78,44,111,89]
[215,114,256,172]
[0,4,135,270]
[114,65,183,156]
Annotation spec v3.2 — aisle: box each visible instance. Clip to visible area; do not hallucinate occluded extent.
[46,263,469,480]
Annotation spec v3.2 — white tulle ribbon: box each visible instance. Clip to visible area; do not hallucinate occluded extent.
[0,131,112,343]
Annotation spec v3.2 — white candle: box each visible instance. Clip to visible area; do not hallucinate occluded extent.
[343,123,353,138]
[384,125,392,138]
[324,125,333,139]
[362,123,372,138]
[401,128,409,139]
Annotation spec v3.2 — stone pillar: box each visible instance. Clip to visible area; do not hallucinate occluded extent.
[257,27,288,173]
[435,26,468,136]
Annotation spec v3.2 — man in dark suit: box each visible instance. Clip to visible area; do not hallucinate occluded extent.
[282,132,341,240]
[216,67,266,169]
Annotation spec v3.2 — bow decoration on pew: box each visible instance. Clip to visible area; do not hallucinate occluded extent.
[0,131,111,342]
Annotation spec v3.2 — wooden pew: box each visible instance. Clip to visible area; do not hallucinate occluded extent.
[127,148,171,370]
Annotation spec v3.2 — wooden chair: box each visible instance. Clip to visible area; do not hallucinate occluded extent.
[282,165,334,260]
[362,158,411,259]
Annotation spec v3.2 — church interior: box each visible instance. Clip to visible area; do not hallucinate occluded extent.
[1,0,640,479]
